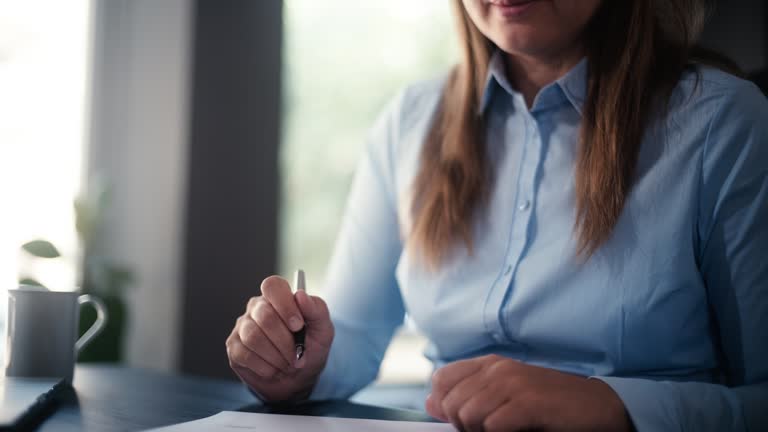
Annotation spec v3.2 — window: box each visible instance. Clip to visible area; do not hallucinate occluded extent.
[0,1,91,331]
[281,0,458,383]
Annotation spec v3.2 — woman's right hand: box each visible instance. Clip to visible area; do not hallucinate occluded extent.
[226,275,335,402]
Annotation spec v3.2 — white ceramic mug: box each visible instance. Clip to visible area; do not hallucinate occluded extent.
[4,285,108,383]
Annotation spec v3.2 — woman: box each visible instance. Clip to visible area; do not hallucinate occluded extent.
[226,0,768,430]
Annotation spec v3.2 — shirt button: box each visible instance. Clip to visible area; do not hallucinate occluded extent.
[518,200,531,211]
[503,264,512,275]
[493,332,504,343]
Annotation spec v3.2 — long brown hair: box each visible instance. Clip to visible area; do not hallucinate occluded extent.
[410,0,738,267]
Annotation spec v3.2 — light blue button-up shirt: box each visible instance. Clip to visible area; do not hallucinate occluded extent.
[309,52,768,431]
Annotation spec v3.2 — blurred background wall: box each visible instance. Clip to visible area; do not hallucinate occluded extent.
[1,0,766,382]
[87,0,283,376]
[86,0,192,373]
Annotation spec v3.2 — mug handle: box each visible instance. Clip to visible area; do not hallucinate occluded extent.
[76,295,109,353]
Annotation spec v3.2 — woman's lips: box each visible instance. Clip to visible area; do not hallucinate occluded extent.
[487,0,540,18]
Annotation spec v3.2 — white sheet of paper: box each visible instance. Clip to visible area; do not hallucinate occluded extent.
[145,411,456,432]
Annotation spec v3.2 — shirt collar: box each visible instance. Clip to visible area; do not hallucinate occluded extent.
[479,50,588,116]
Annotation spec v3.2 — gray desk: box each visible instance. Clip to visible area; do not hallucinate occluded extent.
[34,365,433,431]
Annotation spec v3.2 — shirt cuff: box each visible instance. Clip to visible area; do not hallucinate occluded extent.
[307,331,358,401]
[591,375,746,432]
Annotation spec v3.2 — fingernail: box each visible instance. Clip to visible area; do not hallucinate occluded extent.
[289,316,303,331]
[294,356,305,369]
[425,394,435,416]
[296,290,308,303]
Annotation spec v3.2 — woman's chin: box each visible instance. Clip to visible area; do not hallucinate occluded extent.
[490,32,551,58]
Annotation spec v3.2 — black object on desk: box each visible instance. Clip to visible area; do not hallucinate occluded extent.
[0,378,69,432]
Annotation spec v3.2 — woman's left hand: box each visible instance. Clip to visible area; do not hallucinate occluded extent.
[425,354,634,432]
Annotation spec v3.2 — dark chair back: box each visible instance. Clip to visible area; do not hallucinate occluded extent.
[751,69,768,96]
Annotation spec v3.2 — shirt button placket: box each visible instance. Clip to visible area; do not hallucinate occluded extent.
[497,116,540,342]
[513,117,537,244]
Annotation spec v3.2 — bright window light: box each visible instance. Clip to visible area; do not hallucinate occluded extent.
[0,0,91,329]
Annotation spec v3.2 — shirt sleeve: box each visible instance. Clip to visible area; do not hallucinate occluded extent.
[308,90,408,400]
[594,80,768,431]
